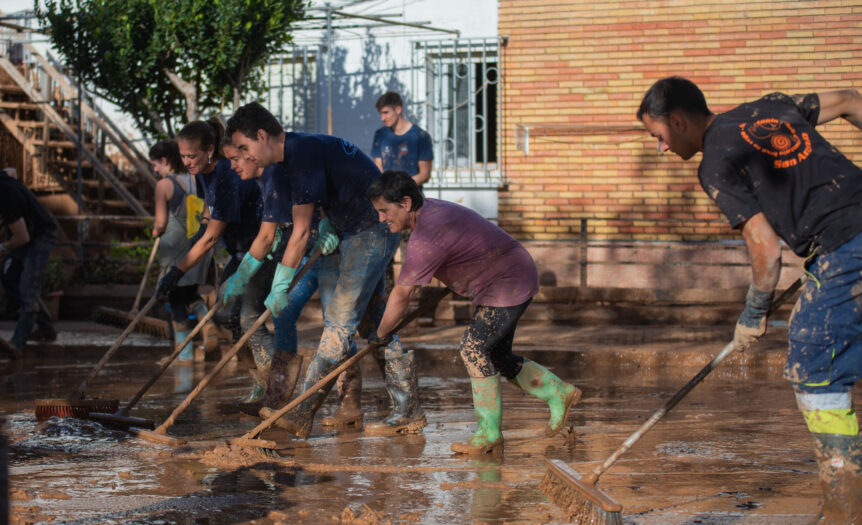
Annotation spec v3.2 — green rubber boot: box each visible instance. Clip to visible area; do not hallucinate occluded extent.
[513,359,581,437]
[451,374,503,455]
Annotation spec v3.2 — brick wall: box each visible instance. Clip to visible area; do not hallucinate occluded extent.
[498,0,862,241]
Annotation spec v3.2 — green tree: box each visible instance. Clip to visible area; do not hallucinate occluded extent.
[38,0,307,136]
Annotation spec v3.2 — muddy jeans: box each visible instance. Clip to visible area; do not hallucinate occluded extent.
[316,222,401,363]
[459,300,531,379]
[273,253,358,357]
[9,230,56,348]
[786,231,862,436]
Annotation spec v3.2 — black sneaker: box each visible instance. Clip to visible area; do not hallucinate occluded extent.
[29,325,57,342]
[0,338,22,359]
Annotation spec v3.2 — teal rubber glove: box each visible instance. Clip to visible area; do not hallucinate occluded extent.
[264,263,297,317]
[223,252,264,303]
[313,217,340,255]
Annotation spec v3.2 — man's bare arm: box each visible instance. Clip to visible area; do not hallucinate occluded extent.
[740,212,783,293]
[413,160,432,186]
[280,203,314,269]
[248,221,278,261]
[815,89,862,129]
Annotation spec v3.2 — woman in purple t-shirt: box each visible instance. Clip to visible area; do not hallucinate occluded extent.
[368,171,581,455]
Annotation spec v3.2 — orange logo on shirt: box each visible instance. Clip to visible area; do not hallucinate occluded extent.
[739,119,812,169]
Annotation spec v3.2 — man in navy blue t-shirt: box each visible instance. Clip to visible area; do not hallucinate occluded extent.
[226,102,426,439]
[371,91,433,186]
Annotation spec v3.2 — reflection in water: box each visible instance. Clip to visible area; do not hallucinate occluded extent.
[471,458,502,521]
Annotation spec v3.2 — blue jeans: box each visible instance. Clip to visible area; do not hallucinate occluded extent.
[273,253,357,357]
[316,222,401,363]
[10,230,56,347]
[785,231,862,394]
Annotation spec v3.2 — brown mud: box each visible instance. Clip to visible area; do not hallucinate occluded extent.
[1,321,858,523]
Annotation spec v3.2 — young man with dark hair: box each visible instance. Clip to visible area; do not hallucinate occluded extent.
[226,102,425,438]
[638,76,862,523]
[369,170,580,455]
[0,167,57,359]
[372,91,433,186]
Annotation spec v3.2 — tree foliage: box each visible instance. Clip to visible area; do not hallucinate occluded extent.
[37,0,307,138]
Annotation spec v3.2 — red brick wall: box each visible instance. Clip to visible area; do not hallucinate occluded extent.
[498,0,862,241]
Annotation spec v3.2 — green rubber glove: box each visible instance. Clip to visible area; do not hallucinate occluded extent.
[313,217,340,255]
[264,263,297,317]
[223,252,264,303]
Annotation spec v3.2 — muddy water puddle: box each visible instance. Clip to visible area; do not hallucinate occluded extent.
[1,330,852,524]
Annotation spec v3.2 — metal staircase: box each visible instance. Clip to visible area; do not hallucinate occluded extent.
[0,17,156,271]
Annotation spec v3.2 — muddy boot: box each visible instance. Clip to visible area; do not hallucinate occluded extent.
[259,354,339,439]
[810,433,861,524]
[512,359,581,437]
[321,362,363,428]
[259,351,304,410]
[451,374,503,455]
[0,338,22,360]
[236,340,274,416]
[173,322,194,363]
[191,300,219,354]
[29,310,56,342]
[365,351,426,436]
[236,368,267,416]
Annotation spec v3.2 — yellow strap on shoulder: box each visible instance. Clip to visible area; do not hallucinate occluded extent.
[186,194,205,239]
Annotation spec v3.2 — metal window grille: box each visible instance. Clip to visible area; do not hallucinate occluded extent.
[262,46,318,133]
[412,37,504,189]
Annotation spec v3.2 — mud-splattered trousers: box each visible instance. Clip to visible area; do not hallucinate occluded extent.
[8,229,56,348]
[316,221,402,363]
[273,252,358,358]
[786,231,862,436]
[459,299,531,379]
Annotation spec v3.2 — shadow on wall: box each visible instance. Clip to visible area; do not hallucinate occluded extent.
[324,33,410,154]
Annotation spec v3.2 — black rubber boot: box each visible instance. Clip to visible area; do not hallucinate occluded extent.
[365,350,426,436]
[810,433,861,525]
[259,354,339,439]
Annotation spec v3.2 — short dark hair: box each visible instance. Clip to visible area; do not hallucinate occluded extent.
[367,170,424,211]
[375,91,403,111]
[177,116,225,159]
[148,140,185,173]
[226,101,283,140]
[637,76,711,121]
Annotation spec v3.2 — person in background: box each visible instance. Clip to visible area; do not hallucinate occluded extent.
[149,140,216,362]
[0,167,57,359]
[372,91,433,186]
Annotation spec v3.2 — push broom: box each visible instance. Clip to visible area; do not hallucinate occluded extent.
[131,248,323,446]
[94,237,170,338]
[35,294,162,419]
[229,286,452,452]
[89,301,223,429]
[539,277,804,524]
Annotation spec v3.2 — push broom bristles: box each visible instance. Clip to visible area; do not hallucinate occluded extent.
[94,307,171,339]
[539,459,623,525]
[35,399,120,420]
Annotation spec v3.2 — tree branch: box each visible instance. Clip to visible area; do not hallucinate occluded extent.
[164,68,198,122]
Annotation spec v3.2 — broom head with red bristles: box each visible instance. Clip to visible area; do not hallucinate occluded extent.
[35,398,120,420]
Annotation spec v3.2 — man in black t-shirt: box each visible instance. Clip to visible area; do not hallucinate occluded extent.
[0,168,58,359]
[638,77,862,523]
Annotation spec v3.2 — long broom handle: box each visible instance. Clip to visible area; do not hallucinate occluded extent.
[583,277,804,485]
[152,248,323,434]
[76,294,160,398]
[118,301,222,416]
[131,237,161,315]
[241,286,452,441]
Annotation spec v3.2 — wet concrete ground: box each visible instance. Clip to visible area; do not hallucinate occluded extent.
[2,320,858,524]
